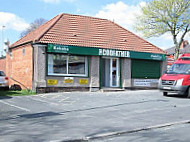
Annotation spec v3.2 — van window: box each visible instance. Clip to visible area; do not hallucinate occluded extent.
[180,57,190,60]
[168,64,190,74]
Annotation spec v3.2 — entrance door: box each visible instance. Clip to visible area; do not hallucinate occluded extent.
[102,58,120,87]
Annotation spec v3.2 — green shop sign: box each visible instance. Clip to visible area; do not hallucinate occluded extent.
[47,44,165,61]
[130,51,165,61]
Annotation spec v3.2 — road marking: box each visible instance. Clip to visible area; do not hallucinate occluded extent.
[51,94,62,99]
[29,97,59,106]
[38,94,47,98]
[58,97,70,102]
[0,100,30,112]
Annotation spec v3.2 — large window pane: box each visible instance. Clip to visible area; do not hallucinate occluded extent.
[48,54,54,74]
[68,56,85,74]
[48,54,67,74]
[54,54,67,74]
[48,54,87,76]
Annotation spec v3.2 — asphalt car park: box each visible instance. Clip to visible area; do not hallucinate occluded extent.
[0,90,190,142]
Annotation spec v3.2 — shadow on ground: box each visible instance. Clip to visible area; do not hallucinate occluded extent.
[165,94,188,99]
[0,96,12,99]
[0,90,15,99]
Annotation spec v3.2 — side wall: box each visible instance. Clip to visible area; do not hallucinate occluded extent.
[89,56,100,91]
[33,44,46,90]
[7,44,33,89]
[161,59,167,75]
[122,58,131,88]
[0,57,6,73]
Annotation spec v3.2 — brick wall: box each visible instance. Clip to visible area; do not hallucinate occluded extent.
[0,57,6,73]
[7,44,33,89]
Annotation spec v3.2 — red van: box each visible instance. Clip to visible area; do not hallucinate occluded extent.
[158,53,190,97]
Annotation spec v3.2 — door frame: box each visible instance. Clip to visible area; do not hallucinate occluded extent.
[110,58,119,87]
[100,57,121,88]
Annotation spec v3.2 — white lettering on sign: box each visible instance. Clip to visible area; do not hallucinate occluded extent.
[99,49,130,57]
[53,46,69,52]
[150,54,162,60]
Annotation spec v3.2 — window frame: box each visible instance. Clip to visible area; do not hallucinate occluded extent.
[47,53,89,77]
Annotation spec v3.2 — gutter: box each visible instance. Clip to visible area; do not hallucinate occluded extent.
[9,41,33,49]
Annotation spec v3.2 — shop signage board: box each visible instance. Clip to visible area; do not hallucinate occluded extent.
[47,79,57,85]
[98,49,130,57]
[64,77,74,83]
[134,79,158,86]
[130,51,164,61]
[79,79,88,85]
[47,44,165,61]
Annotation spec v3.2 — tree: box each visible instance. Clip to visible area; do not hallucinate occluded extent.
[135,0,190,60]
[20,18,47,38]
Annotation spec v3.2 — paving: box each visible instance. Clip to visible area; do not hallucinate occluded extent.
[0,90,190,142]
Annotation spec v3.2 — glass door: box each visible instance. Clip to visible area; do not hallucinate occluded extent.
[110,58,119,87]
[102,57,120,88]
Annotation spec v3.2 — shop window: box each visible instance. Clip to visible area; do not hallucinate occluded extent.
[48,54,88,77]
[68,56,86,74]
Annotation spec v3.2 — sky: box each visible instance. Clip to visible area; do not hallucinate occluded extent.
[0,0,188,55]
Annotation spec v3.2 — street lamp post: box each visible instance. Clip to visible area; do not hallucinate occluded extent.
[1,26,5,57]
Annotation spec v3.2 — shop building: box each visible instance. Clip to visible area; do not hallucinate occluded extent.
[6,13,166,93]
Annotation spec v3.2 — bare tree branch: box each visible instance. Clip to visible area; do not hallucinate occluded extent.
[20,18,47,38]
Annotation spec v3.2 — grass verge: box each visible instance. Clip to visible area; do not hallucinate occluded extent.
[0,90,36,96]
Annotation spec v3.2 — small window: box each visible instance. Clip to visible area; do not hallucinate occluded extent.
[22,48,25,56]
[48,54,88,77]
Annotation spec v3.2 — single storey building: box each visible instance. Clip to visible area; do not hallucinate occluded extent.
[6,13,166,93]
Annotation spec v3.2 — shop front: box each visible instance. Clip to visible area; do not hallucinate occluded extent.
[7,13,167,93]
[33,43,166,93]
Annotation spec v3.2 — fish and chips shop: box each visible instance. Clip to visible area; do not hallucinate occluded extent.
[5,13,166,93]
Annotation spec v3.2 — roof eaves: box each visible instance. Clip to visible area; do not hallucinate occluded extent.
[9,41,33,49]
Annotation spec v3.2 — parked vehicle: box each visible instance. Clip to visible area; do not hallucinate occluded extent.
[0,70,9,90]
[158,53,190,97]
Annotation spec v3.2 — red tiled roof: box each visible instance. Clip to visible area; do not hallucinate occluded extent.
[11,13,63,47]
[11,13,165,54]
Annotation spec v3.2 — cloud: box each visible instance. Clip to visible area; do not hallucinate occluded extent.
[95,1,145,30]
[42,0,75,3]
[0,12,29,31]
[94,1,174,49]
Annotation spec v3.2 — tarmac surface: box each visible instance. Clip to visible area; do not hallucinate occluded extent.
[0,90,190,142]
